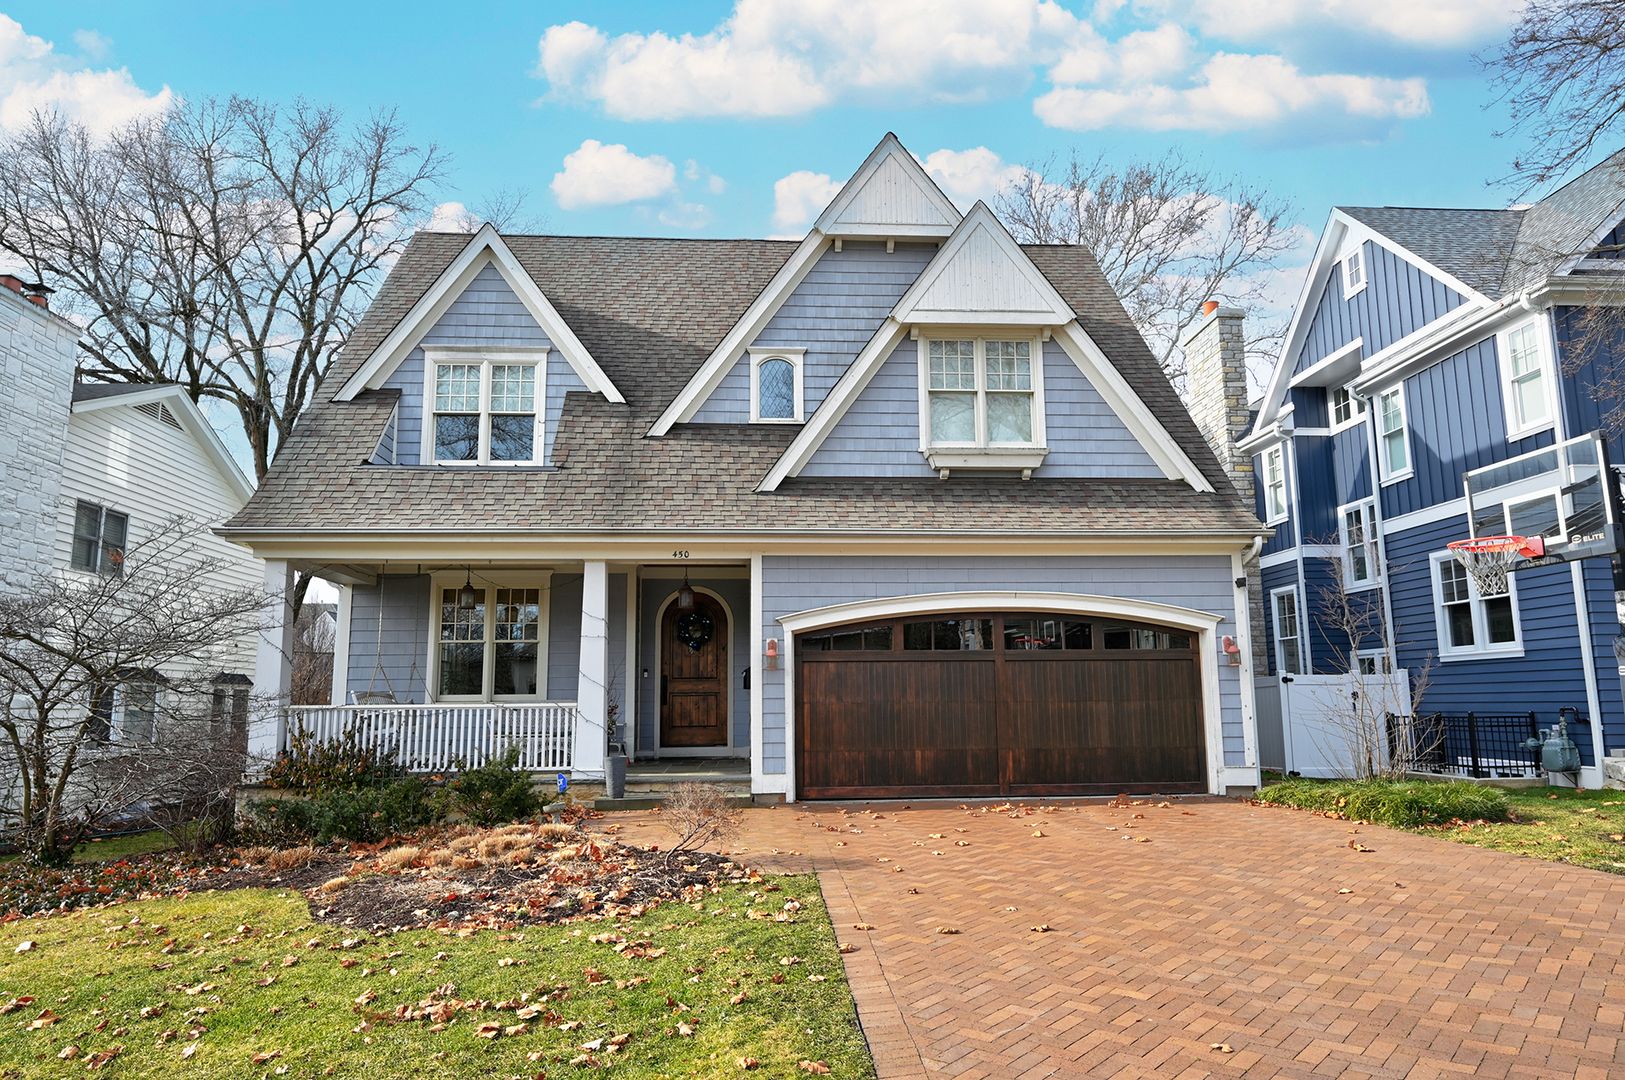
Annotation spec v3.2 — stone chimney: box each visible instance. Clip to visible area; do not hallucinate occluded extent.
[1182,304,1267,668]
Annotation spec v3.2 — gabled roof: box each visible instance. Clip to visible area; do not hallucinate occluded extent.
[70,381,255,503]
[1337,207,1523,297]
[811,133,962,239]
[335,224,624,404]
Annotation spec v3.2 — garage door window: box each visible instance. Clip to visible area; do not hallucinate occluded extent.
[1103,626,1192,650]
[903,619,992,650]
[1002,618,1091,650]
[800,624,894,651]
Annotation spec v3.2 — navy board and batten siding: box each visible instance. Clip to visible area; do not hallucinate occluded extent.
[1556,307,1625,469]
[1260,561,1300,677]
[690,241,937,424]
[1384,513,1624,765]
[635,576,751,753]
[377,263,585,466]
[1291,429,1372,544]
[799,340,1162,478]
[1293,240,1468,376]
[757,556,1248,777]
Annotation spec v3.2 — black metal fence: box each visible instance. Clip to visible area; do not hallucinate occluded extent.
[1389,712,1544,779]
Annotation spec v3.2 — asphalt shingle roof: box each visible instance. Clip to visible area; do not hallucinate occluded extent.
[1337,207,1524,296]
[226,233,1261,538]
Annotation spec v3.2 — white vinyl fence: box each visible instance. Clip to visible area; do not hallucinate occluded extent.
[283,703,578,773]
[1255,672,1412,778]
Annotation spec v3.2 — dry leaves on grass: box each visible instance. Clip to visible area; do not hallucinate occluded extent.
[13,940,34,953]
[799,1061,831,1074]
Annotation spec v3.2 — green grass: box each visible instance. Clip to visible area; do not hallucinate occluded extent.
[1257,777,1511,828]
[71,830,177,863]
[0,879,873,1079]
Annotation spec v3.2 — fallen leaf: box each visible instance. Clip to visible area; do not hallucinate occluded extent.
[505,1023,529,1037]
[837,943,858,953]
[27,1009,59,1029]
[14,941,34,953]
[779,956,802,966]
[1031,830,1046,837]
[936,927,961,935]
[354,989,377,1006]
[280,955,299,967]
[251,1049,283,1064]
[339,958,359,968]
[738,1056,761,1069]
[180,1044,197,1059]
[853,923,874,930]
[1031,924,1053,933]
[84,1045,124,1070]
[474,1021,503,1039]
[1337,888,1352,895]
[730,990,749,1005]
[58,1045,79,1060]
[1210,1043,1234,1053]
[799,1061,831,1074]
[677,1021,695,1036]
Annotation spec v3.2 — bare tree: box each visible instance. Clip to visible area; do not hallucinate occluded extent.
[290,601,336,707]
[0,519,264,864]
[1479,0,1625,194]
[997,149,1298,388]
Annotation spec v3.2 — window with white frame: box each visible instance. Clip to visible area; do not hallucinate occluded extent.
[1330,385,1365,429]
[922,336,1042,447]
[72,501,127,576]
[431,356,540,464]
[1263,446,1288,522]
[1342,248,1366,298]
[434,581,547,700]
[1432,553,1519,657]
[117,679,160,743]
[748,348,804,423]
[1340,500,1380,587]
[1355,651,1391,675]
[1378,386,1409,478]
[1272,588,1303,675]
[1500,319,1554,437]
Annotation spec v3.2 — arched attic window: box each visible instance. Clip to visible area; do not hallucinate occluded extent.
[748,347,805,423]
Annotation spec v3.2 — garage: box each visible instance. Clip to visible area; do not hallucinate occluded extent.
[796,612,1206,798]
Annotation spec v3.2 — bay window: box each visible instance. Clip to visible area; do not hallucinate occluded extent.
[433,578,548,700]
[427,350,543,465]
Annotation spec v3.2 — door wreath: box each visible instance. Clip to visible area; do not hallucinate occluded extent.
[675,609,714,651]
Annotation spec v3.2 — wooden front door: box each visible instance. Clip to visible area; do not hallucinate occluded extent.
[660,593,729,748]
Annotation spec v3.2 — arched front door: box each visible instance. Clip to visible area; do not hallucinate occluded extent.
[661,593,729,748]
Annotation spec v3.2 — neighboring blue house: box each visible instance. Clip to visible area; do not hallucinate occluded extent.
[1242,152,1625,787]
[224,134,1268,802]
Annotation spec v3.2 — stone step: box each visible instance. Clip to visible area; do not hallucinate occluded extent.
[594,794,758,812]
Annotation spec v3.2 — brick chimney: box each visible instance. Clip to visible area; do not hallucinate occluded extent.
[1182,305,1267,668]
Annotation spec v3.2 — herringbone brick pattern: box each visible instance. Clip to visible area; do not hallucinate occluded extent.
[612,799,1625,1080]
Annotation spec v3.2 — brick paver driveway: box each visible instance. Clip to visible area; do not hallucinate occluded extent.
[607,797,1625,1079]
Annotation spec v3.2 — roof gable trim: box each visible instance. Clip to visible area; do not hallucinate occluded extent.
[812,133,963,239]
[335,224,624,405]
[72,383,255,502]
[891,202,1077,325]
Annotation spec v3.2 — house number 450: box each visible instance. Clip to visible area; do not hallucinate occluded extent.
[672,550,690,558]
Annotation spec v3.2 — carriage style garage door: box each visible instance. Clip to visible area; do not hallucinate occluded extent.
[797,612,1206,798]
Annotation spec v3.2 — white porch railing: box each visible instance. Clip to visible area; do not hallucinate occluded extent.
[282,703,578,774]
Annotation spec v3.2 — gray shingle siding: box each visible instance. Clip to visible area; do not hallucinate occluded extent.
[345,574,431,703]
[1035,341,1160,477]
[689,357,749,423]
[544,354,587,465]
[381,355,424,464]
[548,573,583,700]
[758,555,1245,774]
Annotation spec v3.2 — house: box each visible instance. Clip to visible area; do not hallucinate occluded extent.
[0,272,261,742]
[224,134,1268,802]
[1242,152,1625,787]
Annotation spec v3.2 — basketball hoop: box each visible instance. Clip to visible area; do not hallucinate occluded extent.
[1447,535,1545,596]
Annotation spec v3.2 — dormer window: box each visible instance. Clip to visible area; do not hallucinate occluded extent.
[917,333,1048,478]
[748,347,804,423]
[1342,247,1365,298]
[425,348,545,465]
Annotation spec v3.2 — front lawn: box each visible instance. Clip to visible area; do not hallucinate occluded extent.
[0,880,873,1079]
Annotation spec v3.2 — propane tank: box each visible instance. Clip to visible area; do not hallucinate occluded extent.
[1525,710,1584,774]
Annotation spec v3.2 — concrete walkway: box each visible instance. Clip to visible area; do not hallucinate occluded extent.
[603,798,1625,1079]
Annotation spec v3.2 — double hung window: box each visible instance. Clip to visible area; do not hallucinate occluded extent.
[1378,386,1409,478]
[1272,588,1303,675]
[435,582,547,700]
[924,336,1040,447]
[431,354,540,464]
[1500,320,1553,437]
[1263,446,1288,522]
[1433,554,1519,658]
[1340,500,1380,587]
[72,501,127,576]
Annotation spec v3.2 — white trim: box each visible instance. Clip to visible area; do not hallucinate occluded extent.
[1232,550,1259,771]
[747,347,806,424]
[889,202,1077,327]
[1291,337,1365,390]
[1269,585,1304,676]
[622,571,637,759]
[775,589,1229,796]
[424,570,553,702]
[758,318,912,490]
[748,554,768,794]
[72,384,255,503]
[421,349,548,467]
[1051,321,1214,492]
[811,133,962,239]
[1341,245,1367,300]
[337,226,623,405]
[1263,445,1289,525]
[1337,498,1382,590]
[650,233,830,434]
[1381,496,1467,536]
[1259,547,1300,569]
[331,584,353,706]
[651,586,737,757]
[1429,551,1524,662]
[1376,384,1410,481]
[1495,314,1559,442]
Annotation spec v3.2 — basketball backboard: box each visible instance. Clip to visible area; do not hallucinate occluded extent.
[1464,431,1622,569]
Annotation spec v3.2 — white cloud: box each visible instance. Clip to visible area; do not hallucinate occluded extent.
[72,29,110,60]
[918,147,1029,209]
[1142,0,1521,47]
[772,170,845,232]
[0,16,170,135]
[1035,51,1428,133]
[536,0,1082,121]
[550,139,677,210]
[424,201,479,232]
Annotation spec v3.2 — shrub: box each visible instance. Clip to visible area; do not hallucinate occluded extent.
[243,777,440,845]
[660,782,740,858]
[437,747,541,827]
[1257,778,1510,828]
[264,725,404,793]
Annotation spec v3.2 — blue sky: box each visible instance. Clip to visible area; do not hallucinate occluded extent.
[9,1,1533,251]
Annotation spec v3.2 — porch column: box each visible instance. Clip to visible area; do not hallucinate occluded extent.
[575,560,609,778]
[246,560,295,778]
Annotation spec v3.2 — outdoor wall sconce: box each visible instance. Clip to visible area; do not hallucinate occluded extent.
[677,571,695,611]
[1222,634,1241,666]
[457,569,478,611]
[764,638,780,670]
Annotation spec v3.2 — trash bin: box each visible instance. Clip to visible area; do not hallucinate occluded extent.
[606,755,628,800]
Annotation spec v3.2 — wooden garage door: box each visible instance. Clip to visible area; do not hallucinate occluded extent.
[797,613,1206,799]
